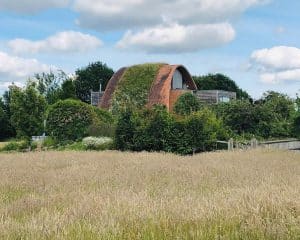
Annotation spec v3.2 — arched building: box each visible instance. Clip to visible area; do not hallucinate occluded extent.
[99,63,197,111]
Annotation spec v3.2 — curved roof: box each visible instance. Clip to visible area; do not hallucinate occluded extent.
[99,63,197,110]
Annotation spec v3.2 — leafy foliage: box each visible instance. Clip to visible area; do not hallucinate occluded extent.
[46,99,96,141]
[293,114,300,138]
[75,62,114,103]
[173,93,202,115]
[0,140,29,152]
[193,73,250,100]
[214,100,257,136]
[33,71,69,104]
[9,85,46,138]
[115,106,227,155]
[214,92,296,139]
[0,98,13,140]
[60,79,77,100]
[112,63,164,113]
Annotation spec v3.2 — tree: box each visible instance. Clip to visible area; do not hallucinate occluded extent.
[260,91,295,120]
[173,93,201,115]
[214,100,257,136]
[60,79,76,100]
[193,73,250,100]
[10,85,46,138]
[74,62,114,103]
[1,88,16,139]
[33,70,68,104]
[0,98,12,140]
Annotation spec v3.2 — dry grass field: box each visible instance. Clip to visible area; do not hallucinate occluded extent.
[0,149,299,239]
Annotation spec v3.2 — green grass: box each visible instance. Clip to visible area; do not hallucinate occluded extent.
[112,63,165,113]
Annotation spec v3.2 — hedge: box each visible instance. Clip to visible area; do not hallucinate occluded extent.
[115,106,227,155]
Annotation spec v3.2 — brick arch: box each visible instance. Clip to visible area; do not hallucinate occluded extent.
[99,67,127,109]
[99,64,197,111]
[147,65,197,110]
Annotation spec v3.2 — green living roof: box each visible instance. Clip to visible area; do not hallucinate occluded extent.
[111,63,166,112]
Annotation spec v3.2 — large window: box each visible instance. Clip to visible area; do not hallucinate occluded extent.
[172,70,183,89]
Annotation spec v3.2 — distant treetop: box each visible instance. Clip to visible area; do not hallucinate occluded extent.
[193,73,251,100]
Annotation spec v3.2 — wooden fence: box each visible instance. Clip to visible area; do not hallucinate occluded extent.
[217,138,300,151]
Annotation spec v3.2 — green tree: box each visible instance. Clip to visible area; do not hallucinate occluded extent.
[75,62,114,103]
[33,70,69,104]
[173,93,201,115]
[60,79,76,100]
[183,109,226,154]
[115,109,138,151]
[293,114,300,138]
[0,98,12,140]
[261,91,295,120]
[214,100,256,136]
[10,85,46,138]
[193,73,250,100]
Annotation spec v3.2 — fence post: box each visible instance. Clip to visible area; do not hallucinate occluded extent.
[228,138,234,151]
[251,138,258,149]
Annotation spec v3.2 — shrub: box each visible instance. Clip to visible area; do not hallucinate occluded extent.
[173,93,201,115]
[82,137,113,150]
[42,137,57,149]
[115,110,139,151]
[87,108,115,138]
[293,114,300,139]
[46,99,96,141]
[0,140,29,152]
[115,107,227,155]
[87,122,115,138]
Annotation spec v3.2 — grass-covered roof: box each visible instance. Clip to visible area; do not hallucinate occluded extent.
[111,63,165,112]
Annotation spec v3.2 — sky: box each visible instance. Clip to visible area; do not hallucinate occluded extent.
[0,0,300,99]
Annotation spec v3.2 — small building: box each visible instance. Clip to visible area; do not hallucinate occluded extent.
[96,63,236,111]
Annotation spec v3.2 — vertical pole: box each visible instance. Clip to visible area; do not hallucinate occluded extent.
[228,138,234,151]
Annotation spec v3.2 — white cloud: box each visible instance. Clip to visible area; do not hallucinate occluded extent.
[0,51,54,81]
[251,46,300,70]
[260,70,300,84]
[0,0,70,14]
[73,0,265,30]
[117,22,235,53]
[8,31,103,55]
[251,46,300,84]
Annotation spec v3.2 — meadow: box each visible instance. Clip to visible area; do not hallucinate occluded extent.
[0,149,299,239]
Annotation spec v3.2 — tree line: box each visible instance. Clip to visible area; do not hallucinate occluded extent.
[0,61,299,155]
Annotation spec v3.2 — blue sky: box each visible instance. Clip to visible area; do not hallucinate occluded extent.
[0,0,299,99]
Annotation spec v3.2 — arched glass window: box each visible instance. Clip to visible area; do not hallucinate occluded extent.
[172,70,183,89]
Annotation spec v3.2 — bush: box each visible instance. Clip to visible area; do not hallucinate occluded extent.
[82,137,113,150]
[87,108,115,137]
[46,99,96,141]
[115,107,227,155]
[42,137,57,149]
[173,93,201,115]
[87,122,115,138]
[0,140,29,152]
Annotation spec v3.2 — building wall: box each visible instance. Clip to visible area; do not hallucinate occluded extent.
[169,90,193,111]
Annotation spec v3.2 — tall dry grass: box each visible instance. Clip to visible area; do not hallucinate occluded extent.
[0,149,299,239]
